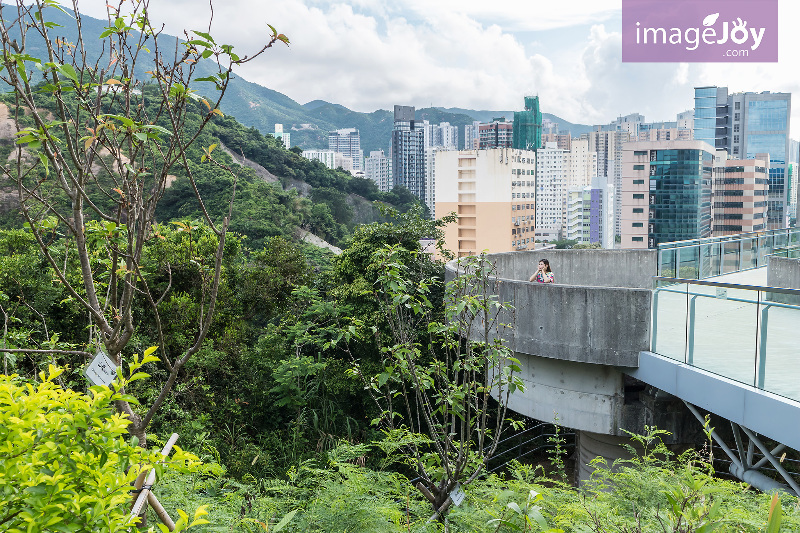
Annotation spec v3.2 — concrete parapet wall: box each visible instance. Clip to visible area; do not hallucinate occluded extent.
[485,249,658,289]
[767,256,800,289]
[446,250,653,367]
[484,279,651,367]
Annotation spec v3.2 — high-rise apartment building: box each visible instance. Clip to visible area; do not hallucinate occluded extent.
[365,150,391,192]
[677,110,694,130]
[513,96,543,150]
[464,121,481,150]
[435,148,537,256]
[566,176,615,249]
[693,86,792,228]
[534,140,597,241]
[636,128,691,142]
[334,153,354,174]
[542,133,572,150]
[328,128,363,172]
[272,124,291,149]
[424,147,440,215]
[713,157,769,235]
[535,142,566,241]
[600,113,645,136]
[636,120,692,143]
[301,149,336,169]
[621,140,714,249]
[790,139,800,224]
[424,121,459,150]
[391,105,426,200]
[479,119,513,149]
[584,129,630,239]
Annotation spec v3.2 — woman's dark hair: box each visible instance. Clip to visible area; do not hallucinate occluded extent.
[538,258,551,273]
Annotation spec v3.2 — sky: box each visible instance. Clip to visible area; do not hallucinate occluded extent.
[77,0,799,136]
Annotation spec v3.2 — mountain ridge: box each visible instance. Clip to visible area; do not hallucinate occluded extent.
[11,7,596,154]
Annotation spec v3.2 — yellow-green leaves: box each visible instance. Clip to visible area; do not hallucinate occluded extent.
[200,143,217,163]
[767,493,782,533]
[0,357,204,533]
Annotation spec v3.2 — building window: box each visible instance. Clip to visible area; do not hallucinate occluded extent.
[734,124,740,133]
[632,222,644,227]
[633,208,644,213]
[735,101,741,110]
[634,150,648,156]
[734,113,740,121]
[734,135,739,143]
[633,164,645,170]
[633,179,645,185]
[632,237,644,242]
[633,194,645,199]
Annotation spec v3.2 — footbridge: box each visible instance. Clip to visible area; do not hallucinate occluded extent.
[446,228,800,493]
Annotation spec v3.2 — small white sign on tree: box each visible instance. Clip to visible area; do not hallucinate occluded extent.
[449,483,466,507]
[85,350,118,387]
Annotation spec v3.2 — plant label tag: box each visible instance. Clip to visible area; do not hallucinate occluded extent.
[449,483,465,507]
[85,350,118,387]
[716,287,728,300]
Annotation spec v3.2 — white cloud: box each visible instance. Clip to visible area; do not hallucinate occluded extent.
[72,0,799,136]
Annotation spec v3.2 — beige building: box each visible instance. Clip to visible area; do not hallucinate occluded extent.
[636,128,691,142]
[435,148,537,257]
[542,133,571,150]
[712,158,769,235]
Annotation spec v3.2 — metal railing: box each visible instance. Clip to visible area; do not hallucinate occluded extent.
[651,276,800,403]
[769,246,800,260]
[656,227,800,279]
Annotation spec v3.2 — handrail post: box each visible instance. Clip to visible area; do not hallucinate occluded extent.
[757,302,769,390]
[651,287,659,352]
[687,295,697,365]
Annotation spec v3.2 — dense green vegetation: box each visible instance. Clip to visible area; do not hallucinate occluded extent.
[0,90,423,249]
[0,2,796,532]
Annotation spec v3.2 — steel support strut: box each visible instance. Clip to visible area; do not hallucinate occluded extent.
[683,401,796,495]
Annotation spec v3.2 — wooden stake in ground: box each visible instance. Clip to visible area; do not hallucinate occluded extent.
[130,433,180,531]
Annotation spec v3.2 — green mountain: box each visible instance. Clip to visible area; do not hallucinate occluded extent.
[13,8,596,156]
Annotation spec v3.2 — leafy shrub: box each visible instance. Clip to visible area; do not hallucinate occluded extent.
[0,362,200,532]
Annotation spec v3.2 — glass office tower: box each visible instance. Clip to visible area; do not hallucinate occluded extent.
[648,148,713,247]
[693,87,724,148]
[693,87,792,228]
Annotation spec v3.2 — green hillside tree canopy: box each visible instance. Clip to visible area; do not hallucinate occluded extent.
[0,0,286,445]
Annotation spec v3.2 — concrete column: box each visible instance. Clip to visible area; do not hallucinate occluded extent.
[575,430,641,485]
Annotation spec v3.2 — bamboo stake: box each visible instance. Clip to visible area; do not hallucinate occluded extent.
[147,493,176,531]
[130,433,179,522]
[129,468,147,515]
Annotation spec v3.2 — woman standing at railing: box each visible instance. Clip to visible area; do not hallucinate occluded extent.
[530,259,555,283]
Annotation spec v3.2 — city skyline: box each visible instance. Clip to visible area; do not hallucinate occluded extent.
[77,0,800,137]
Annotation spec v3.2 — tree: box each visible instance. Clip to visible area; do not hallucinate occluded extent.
[0,0,286,444]
[550,239,578,249]
[341,247,524,530]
